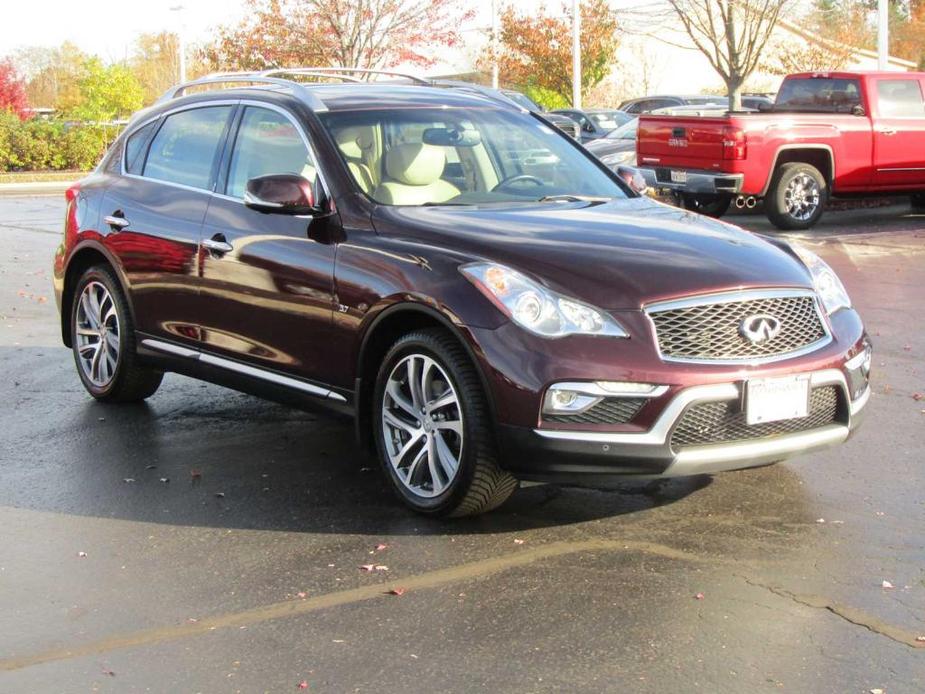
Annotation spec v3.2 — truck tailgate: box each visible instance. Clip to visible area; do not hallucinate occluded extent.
[637,116,731,167]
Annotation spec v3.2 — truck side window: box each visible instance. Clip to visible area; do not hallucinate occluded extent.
[877,79,925,118]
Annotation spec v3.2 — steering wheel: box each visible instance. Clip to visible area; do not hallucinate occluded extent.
[491,174,545,193]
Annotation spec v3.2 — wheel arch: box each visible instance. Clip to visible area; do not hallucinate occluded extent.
[354,302,499,452]
[61,242,134,348]
[761,145,835,196]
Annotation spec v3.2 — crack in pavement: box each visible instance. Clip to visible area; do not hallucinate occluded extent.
[739,575,925,649]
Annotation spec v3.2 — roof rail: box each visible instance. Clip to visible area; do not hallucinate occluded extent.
[260,66,431,86]
[259,68,365,83]
[157,73,329,111]
[429,80,527,112]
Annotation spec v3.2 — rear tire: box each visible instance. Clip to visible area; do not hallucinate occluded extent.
[911,193,925,210]
[70,265,163,402]
[676,193,732,218]
[766,162,827,230]
[372,329,517,517]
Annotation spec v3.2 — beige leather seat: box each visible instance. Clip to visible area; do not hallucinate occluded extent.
[373,143,460,205]
[334,127,375,194]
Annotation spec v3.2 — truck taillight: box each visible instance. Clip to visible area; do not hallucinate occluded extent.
[722,127,746,160]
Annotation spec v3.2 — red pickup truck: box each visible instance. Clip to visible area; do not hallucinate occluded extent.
[636,71,925,229]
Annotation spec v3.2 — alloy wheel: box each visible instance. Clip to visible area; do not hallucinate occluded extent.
[783,173,821,221]
[381,353,464,498]
[75,281,120,387]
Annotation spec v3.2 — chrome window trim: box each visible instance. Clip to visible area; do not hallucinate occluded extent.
[141,338,347,403]
[533,368,860,446]
[643,288,833,366]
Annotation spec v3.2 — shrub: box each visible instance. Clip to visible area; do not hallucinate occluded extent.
[0,112,121,172]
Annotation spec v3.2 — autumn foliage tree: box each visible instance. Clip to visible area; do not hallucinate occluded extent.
[485,0,620,106]
[203,0,473,72]
[0,59,30,119]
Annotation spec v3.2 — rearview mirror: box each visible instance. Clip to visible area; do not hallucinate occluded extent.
[616,166,648,196]
[851,104,866,117]
[244,174,318,215]
[422,127,482,147]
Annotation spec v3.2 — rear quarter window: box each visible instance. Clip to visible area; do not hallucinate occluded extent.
[124,121,157,175]
[876,79,925,117]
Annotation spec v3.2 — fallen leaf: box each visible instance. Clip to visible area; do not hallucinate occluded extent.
[815,518,825,524]
[831,520,844,525]
[870,689,884,694]
[77,551,88,558]
[214,492,225,498]
[101,667,115,677]
[36,296,47,304]
[915,635,925,642]
[359,564,375,572]
[332,639,345,643]
[389,587,406,596]
[695,592,705,600]
[190,469,202,480]
[913,393,924,401]
[903,345,912,351]
[375,543,389,551]
[375,564,388,571]
[123,478,135,484]
[882,580,895,589]
[876,511,885,517]
[159,477,169,484]
[297,592,307,599]
[298,681,309,690]
[187,618,198,623]
[513,538,525,545]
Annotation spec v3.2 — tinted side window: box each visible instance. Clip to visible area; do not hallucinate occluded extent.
[623,102,641,114]
[143,106,232,190]
[877,79,925,117]
[226,107,314,199]
[125,121,157,175]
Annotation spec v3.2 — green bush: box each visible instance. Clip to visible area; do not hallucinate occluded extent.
[0,109,120,173]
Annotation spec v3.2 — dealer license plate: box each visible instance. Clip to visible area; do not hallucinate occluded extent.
[745,375,811,425]
[670,170,688,184]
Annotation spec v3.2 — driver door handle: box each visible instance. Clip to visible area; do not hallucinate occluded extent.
[878,128,896,136]
[202,234,234,254]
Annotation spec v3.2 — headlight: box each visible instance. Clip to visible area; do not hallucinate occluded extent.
[461,263,628,338]
[792,245,851,315]
[600,150,636,167]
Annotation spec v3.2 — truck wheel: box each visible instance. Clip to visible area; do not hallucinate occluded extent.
[766,162,827,230]
[911,193,925,210]
[373,329,517,517]
[676,193,732,218]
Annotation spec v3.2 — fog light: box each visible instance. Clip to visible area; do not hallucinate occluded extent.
[542,388,601,414]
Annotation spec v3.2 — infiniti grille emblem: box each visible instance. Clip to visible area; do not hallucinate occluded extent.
[740,314,782,343]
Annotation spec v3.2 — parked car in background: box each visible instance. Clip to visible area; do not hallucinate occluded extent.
[53,68,871,517]
[636,70,925,229]
[619,94,728,114]
[550,108,633,142]
[584,117,638,168]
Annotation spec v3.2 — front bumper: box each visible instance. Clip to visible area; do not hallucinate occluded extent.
[638,167,743,195]
[498,368,870,485]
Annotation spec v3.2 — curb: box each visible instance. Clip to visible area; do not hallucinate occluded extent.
[0,181,75,196]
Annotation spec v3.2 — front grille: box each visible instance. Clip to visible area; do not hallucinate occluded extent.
[670,386,840,449]
[648,293,827,362]
[544,397,645,425]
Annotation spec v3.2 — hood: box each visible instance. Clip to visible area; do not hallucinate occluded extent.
[372,197,813,310]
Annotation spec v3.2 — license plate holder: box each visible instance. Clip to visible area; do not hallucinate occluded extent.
[745,375,811,425]
[670,170,688,184]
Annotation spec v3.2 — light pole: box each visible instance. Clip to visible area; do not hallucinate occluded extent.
[490,0,499,90]
[170,4,187,83]
[572,0,581,109]
[877,0,889,70]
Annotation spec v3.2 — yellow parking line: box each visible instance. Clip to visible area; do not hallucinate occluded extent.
[1,539,699,672]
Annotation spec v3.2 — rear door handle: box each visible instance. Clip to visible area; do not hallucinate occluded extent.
[104,212,130,230]
[879,128,897,136]
[202,234,233,254]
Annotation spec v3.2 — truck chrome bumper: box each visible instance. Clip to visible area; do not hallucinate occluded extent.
[638,167,744,195]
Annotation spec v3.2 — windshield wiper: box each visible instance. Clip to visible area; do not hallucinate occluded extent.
[538,194,612,203]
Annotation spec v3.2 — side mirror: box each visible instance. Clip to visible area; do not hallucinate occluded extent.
[757,101,773,112]
[244,174,318,215]
[616,166,648,196]
[582,122,595,133]
[851,104,866,117]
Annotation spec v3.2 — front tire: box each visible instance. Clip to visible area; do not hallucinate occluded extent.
[766,162,827,230]
[372,329,517,517]
[70,265,163,402]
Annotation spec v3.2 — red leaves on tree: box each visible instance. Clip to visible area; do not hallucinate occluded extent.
[0,59,29,120]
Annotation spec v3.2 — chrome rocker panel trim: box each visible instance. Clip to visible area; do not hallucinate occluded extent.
[141,338,347,402]
[532,368,869,478]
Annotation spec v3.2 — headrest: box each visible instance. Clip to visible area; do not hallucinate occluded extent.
[335,127,372,159]
[385,143,446,186]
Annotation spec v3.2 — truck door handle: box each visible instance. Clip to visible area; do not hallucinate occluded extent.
[104,212,130,230]
[202,234,234,255]
[879,128,896,136]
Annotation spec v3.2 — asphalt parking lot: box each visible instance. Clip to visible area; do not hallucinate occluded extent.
[1,195,924,693]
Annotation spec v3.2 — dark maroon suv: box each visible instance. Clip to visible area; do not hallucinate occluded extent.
[53,70,872,516]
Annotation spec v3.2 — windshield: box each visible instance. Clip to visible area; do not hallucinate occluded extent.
[775,78,862,113]
[320,107,626,206]
[503,91,543,112]
[605,118,638,140]
[589,110,631,130]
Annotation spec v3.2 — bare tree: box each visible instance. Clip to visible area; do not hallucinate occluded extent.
[665,0,792,110]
